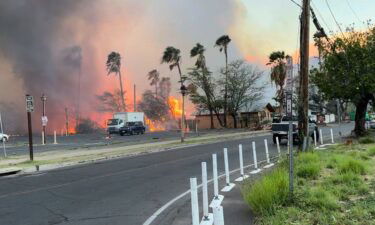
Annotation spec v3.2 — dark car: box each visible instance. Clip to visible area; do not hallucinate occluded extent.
[119,121,146,136]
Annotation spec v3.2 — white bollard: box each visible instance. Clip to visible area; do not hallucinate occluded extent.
[314,130,317,147]
[210,154,224,208]
[320,129,324,145]
[54,130,57,144]
[42,131,45,145]
[276,136,281,158]
[221,148,235,192]
[235,144,249,182]
[250,141,261,174]
[213,206,225,225]
[201,162,213,223]
[330,128,334,144]
[190,178,200,225]
[263,139,274,169]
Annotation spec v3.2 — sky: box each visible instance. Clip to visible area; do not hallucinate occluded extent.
[0,0,374,132]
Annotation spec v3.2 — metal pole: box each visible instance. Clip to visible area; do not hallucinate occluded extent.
[27,111,34,161]
[190,178,200,225]
[181,94,185,142]
[0,113,7,157]
[289,121,294,201]
[42,94,46,144]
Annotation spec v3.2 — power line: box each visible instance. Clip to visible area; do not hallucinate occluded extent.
[324,0,345,37]
[345,0,362,26]
[311,0,333,33]
[289,0,302,8]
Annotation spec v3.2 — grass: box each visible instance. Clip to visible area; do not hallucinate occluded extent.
[359,137,375,144]
[242,168,288,215]
[242,142,375,225]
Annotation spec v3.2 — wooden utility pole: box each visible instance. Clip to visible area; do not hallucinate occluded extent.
[298,0,310,150]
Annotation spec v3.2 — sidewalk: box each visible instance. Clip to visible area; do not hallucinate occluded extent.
[0,129,270,175]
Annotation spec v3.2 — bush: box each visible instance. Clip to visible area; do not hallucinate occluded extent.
[243,168,288,215]
[359,137,375,144]
[368,147,375,156]
[338,158,366,175]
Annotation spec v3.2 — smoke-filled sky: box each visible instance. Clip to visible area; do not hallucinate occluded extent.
[0,0,374,133]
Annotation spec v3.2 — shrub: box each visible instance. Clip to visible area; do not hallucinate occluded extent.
[338,158,366,175]
[243,168,288,215]
[368,147,375,156]
[359,137,375,144]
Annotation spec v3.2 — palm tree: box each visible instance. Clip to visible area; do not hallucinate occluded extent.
[267,51,287,115]
[106,52,126,111]
[147,69,160,96]
[215,35,231,127]
[161,46,186,142]
[190,43,215,129]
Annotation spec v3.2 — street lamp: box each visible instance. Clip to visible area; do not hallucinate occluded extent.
[41,93,47,144]
[180,84,188,143]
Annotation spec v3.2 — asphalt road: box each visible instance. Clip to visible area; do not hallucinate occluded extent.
[0,123,353,225]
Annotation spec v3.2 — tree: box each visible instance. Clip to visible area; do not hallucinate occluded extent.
[96,89,125,113]
[159,77,171,100]
[138,90,170,122]
[161,46,187,142]
[267,51,287,114]
[190,43,215,129]
[147,69,160,96]
[215,35,231,127]
[311,27,375,136]
[106,52,126,111]
[222,60,264,128]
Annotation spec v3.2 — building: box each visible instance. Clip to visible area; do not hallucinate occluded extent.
[195,103,275,129]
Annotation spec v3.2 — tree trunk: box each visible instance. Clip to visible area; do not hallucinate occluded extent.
[118,71,126,111]
[232,113,237,128]
[354,97,370,136]
[209,108,215,129]
[213,108,225,128]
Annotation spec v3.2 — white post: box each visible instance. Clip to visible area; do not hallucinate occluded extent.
[320,129,323,145]
[330,128,334,144]
[221,148,235,192]
[0,112,7,158]
[210,153,224,208]
[54,131,57,144]
[224,148,230,185]
[276,136,281,158]
[190,178,200,225]
[235,144,249,182]
[201,162,209,220]
[263,139,274,168]
[314,130,317,147]
[213,206,225,225]
[250,141,261,174]
[42,131,45,145]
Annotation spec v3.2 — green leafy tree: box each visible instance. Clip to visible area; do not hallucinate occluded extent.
[267,51,287,113]
[138,90,170,122]
[215,35,231,127]
[311,27,375,136]
[106,52,126,111]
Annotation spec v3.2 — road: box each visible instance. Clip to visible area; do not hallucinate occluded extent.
[0,123,353,225]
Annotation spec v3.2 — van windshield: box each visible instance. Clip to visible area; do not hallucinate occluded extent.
[107,119,119,126]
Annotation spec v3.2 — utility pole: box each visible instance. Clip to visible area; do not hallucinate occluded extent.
[134,84,136,112]
[298,0,311,150]
[41,93,47,144]
[65,107,69,136]
[25,95,34,161]
[180,85,187,143]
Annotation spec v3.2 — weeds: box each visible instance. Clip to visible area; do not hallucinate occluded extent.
[359,137,375,144]
[338,158,366,175]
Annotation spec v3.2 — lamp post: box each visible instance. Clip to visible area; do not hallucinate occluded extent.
[41,93,47,144]
[180,84,187,143]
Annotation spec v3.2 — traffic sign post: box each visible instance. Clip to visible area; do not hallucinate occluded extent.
[286,91,294,201]
[26,95,34,161]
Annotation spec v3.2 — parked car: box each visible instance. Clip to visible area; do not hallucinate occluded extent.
[119,121,146,136]
[0,133,9,142]
[271,116,319,144]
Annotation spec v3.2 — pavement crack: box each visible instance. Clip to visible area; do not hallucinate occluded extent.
[35,203,69,225]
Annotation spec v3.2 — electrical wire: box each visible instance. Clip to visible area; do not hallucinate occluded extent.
[289,0,302,8]
[345,0,362,26]
[324,0,345,37]
[311,0,333,33]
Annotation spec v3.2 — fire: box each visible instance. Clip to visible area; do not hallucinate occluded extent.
[145,118,166,132]
[168,96,182,118]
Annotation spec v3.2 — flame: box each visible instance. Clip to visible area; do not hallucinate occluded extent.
[145,118,166,132]
[168,96,182,118]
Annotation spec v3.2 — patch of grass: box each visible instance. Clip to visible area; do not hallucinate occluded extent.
[368,146,375,156]
[296,162,321,179]
[306,187,339,210]
[242,168,288,215]
[359,137,375,144]
[338,158,366,175]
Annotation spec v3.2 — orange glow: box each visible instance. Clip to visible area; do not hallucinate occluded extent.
[168,96,182,118]
[145,118,166,132]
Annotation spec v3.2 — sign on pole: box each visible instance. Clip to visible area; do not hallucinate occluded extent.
[286,92,293,117]
[41,116,48,126]
[26,95,34,112]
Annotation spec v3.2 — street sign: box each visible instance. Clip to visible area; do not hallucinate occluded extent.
[41,116,48,126]
[26,95,34,112]
[286,92,293,117]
